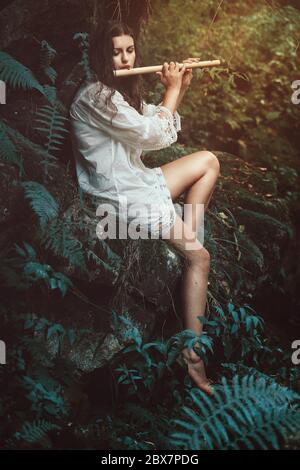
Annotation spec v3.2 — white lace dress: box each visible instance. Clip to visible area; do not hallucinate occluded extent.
[69,80,182,238]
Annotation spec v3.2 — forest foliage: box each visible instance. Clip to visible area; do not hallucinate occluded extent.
[0,0,300,450]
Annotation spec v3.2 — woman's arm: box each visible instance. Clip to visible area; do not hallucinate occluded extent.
[161,85,188,115]
[70,84,180,152]
[174,86,188,112]
[161,85,181,114]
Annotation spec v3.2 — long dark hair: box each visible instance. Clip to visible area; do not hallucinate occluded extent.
[88,20,145,117]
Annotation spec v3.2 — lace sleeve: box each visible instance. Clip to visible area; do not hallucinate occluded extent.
[142,100,182,133]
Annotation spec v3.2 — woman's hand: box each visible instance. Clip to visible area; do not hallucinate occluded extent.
[156,61,186,90]
[156,57,200,91]
[180,57,200,90]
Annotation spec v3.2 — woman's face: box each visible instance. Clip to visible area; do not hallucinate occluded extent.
[112,34,136,71]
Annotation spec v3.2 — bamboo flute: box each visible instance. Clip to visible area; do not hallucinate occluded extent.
[114,59,222,77]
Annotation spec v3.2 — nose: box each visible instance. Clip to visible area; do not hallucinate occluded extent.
[122,52,129,63]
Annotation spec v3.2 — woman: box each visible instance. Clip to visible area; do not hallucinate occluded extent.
[69,21,220,396]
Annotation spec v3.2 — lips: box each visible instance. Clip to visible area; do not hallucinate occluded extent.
[120,66,131,69]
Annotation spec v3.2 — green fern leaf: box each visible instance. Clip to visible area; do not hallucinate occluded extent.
[40,40,57,84]
[22,181,59,229]
[169,374,300,450]
[0,120,23,170]
[0,51,44,94]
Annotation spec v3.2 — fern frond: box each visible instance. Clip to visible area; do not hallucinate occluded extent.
[34,104,69,154]
[2,120,58,177]
[40,85,65,110]
[22,181,59,229]
[0,120,23,171]
[0,51,63,111]
[86,249,119,274]
[15,420,61,448]
[40,40,57,84]
[0,51,44,93]
[169,374,300,450]
[43,218,86,268]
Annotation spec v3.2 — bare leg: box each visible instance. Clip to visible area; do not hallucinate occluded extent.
[182,165,219,325]
[164,215,213,394]
[183,167,219,232]
[160,151,220,394]
[181,169,219,395]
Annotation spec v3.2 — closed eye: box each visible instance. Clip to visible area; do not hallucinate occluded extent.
[113,47,135,55]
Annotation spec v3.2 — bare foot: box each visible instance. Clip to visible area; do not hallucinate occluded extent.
[182,349,214,396]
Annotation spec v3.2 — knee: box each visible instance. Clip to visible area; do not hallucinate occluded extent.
[207,151,220,175]
[187,246,211,269]
[199,151,220,175]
